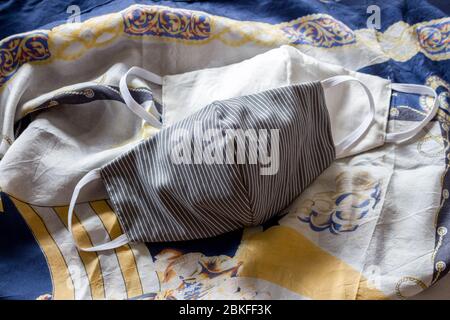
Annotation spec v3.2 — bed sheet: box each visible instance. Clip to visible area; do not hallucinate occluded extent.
[0,0,449,300]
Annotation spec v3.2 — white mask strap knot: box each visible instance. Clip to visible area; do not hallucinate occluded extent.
[321,75,376,158]
[385,83,439,143]
[68,168,129,252]
[119,66,164,128]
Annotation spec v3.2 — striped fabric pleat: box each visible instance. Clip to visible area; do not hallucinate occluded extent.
[101,81,335,243]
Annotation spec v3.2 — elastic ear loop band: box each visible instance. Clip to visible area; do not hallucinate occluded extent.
[385,83,439,143]
[68,169,129,252]
[321,75,376,158]
[119,66,164,129]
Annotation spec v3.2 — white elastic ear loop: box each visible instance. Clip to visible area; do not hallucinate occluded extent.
[321,75,376,158]
[119,66,163,128]
[385,83,439,143]
[68,168,129,252]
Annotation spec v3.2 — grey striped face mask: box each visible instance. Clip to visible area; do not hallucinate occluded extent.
[66,76,413,251]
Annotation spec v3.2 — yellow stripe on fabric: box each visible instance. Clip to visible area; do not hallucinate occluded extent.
[11,197,74,300]
[54,206,105,300]
[90,200,143,298]
[236,226,386,300]
[0,194,4,213]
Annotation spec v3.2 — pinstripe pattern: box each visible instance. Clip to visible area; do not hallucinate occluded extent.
[101,81,335,242]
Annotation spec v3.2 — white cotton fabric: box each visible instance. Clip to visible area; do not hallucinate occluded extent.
[0,64,154,205]
[161,45,392,157]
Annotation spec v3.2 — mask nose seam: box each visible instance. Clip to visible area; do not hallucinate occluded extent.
[214,101,255,227]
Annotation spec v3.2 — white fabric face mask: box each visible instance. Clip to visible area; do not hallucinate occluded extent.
[120,45,438,158]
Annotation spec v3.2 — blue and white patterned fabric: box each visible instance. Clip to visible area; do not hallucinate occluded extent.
[0,0,449,300]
